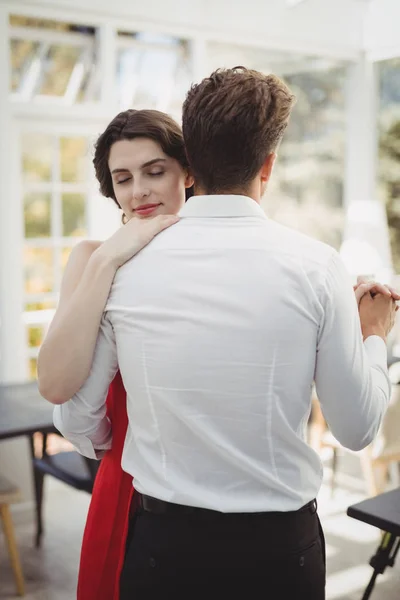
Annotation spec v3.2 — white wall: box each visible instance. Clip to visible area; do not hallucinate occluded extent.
[8,0,365,59]
[364,0,400,61]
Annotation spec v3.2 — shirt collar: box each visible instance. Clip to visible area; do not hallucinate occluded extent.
[179,195,267,220]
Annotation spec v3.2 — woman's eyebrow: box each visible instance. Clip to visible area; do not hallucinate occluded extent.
[141,158,166,168]
[111,158,166,174]
[111,168,130,174]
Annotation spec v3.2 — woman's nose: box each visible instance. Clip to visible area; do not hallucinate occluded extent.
[132,184,150,201]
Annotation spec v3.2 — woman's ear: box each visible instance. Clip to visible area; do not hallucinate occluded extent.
[184,171,194,189]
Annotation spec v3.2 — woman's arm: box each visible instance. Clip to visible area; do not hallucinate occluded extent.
[38,214,179,404]
[38,241,116,404]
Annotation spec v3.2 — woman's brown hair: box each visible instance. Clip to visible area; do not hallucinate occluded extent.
[93,109,192,208]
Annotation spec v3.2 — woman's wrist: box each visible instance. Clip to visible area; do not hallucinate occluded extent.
[90,244,120,273]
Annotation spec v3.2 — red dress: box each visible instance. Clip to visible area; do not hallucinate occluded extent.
[77,371,134,600]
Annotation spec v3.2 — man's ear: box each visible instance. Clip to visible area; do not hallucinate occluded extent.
[260,153,276,184]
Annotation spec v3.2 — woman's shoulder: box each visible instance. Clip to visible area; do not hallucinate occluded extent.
[67,239,102,267]
[62,240,103,286]
[72,239,102,257]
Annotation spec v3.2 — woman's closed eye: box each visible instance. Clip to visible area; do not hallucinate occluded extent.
[147,171,165,177]
[116,177,131,185]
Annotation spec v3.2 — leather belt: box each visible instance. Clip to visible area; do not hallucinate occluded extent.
[131,493,317,517]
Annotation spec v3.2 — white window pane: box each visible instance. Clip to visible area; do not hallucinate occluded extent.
[40,45,81,96]
[62,193,87,237]
[10,39,41,92]
[27,325,44,348]
[117,32,190,113]
[22,133,53,183]
[25,301,56,311]
[9,15,98,103]
[29,358,38,381]
[60,137,88,182]
[24,192,52,238]
[61,247,73,271]
[24,247,54,294]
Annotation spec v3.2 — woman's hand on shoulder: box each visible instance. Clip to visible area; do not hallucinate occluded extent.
[95,214,180,270]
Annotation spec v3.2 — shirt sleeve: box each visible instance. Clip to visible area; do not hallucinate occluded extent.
[53,313,118,459]
[314,251,391,451]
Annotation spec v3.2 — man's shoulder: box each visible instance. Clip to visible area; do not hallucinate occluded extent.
[266,219,337,267]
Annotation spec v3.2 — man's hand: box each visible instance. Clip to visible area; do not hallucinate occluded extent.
[359,292,397,342]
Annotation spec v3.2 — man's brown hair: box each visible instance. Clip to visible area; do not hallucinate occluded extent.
[182,67,295,194]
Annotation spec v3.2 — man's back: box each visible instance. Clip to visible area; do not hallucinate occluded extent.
[106,196,389,511]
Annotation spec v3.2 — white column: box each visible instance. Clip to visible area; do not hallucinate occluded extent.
[190,38,208,84]
[98,23,118,110]
[87,25,121,241]
[0,6,27,383]
[0,6,32,509]
[340,54,393,283]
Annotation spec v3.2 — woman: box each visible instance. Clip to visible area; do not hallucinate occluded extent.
[38,109,193,600]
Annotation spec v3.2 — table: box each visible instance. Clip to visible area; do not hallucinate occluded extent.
[0,381,97,546]
[347,488,400,600]
[0,381,56,441]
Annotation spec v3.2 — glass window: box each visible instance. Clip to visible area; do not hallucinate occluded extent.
[24,192,52,238]
[21,130,91,312]
[9,15,98,103]
[19,122,98,372]
[28,325,44,348]
[22,133,53,183]
[269,67,346,250]
[25,301,56,312]
[24,247,54,294]
[62,193,87,237]
[60,137,87,182]
[10,39,41,92]
[29,358,38,380]
[39,45,82,97]
[61,247,73,271]
[116,32,190,114]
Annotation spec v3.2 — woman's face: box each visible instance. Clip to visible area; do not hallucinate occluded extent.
[108,138,192,220]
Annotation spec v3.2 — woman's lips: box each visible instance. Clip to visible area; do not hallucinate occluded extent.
[135,203,161,217]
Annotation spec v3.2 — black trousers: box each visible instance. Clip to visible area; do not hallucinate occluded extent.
[120,499,326,599]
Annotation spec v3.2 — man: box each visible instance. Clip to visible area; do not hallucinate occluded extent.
[54,68,397,599]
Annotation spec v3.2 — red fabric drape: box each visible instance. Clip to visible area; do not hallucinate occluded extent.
[77,371,134,600]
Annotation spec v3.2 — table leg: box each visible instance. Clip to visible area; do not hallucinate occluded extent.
[28,434,44,547]
[361,532,400,600]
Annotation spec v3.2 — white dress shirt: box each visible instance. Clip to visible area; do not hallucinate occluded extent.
[54,195,390,512]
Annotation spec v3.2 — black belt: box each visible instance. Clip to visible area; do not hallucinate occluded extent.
[131,492,317,517]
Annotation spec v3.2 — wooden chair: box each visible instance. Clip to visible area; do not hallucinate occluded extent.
[310,388,400,497]
[0,474,25,596]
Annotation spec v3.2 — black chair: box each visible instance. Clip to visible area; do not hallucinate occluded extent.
[29,432,100,547]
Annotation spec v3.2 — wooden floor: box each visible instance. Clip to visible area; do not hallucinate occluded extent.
[0,452,399,600]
